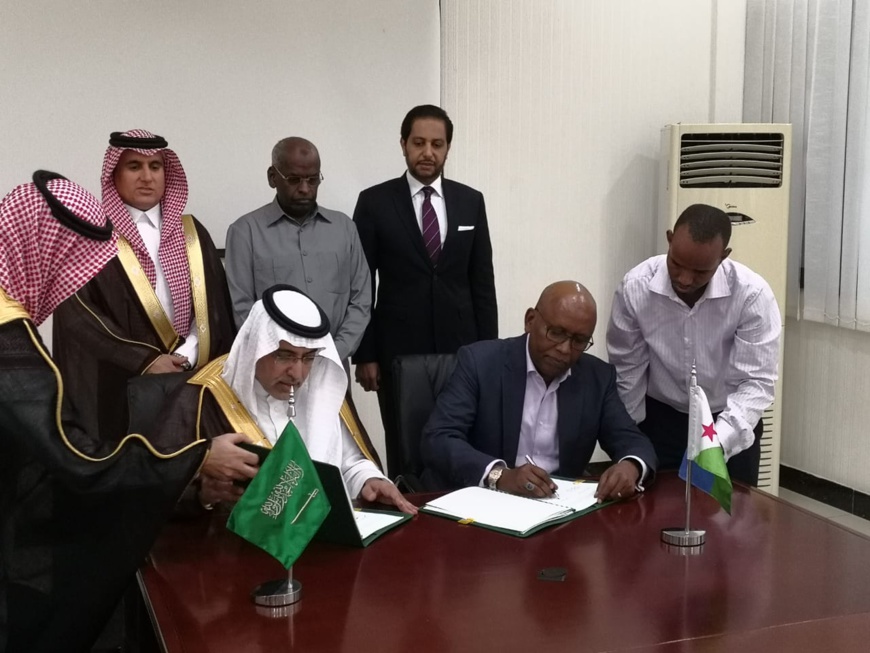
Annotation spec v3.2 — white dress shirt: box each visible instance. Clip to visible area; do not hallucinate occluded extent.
[406,171,448,245]
[481,336,648,485]
[514,340,570,472]
[253,384,384,499]
[606,255,781,460]
[126,203,199,363]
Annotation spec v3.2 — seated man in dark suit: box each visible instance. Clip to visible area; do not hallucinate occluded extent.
[421,281,657,501]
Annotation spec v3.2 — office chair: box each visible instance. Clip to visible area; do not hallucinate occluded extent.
[126,371,193,436]
[391,353,457,493]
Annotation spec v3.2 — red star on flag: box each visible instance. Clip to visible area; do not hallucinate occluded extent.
[702,422,717,442]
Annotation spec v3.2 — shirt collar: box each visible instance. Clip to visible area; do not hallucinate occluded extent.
[406,170,444,198]
[649,254,732,303]
[524,334,572,386]
[265,197,330,227]
[125,203,161,229]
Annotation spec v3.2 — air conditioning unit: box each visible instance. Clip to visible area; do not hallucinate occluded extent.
[659,123,791,494]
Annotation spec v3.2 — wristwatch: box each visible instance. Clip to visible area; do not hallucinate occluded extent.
[486,465,505,490]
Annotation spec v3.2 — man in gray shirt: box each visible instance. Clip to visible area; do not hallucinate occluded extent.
[225,137,371,361]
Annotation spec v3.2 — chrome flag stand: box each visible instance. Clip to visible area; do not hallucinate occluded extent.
[661,365,706,549]
[252,385,303,608]
[252,566,303,607]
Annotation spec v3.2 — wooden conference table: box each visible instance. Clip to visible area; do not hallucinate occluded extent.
[140,474,870,652]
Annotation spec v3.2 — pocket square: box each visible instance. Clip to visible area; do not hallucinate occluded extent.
[457,225,475,232]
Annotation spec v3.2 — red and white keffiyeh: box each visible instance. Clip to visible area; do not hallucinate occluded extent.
[0,176,117,325]
[101,128,192,334]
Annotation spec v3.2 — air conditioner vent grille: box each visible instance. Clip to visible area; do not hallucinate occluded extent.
[680,133,784,188]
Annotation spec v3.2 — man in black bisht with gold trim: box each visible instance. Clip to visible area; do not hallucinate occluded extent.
[0,172,205,652]
[154,284,415,515]
[52,129,235,444]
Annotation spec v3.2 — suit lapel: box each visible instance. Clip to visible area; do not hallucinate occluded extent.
[390,175,433,266]
[501,336,527,465]
[439,179,461,265]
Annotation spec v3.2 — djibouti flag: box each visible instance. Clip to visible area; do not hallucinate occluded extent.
[679,383,733,514]
[227,420,330,568]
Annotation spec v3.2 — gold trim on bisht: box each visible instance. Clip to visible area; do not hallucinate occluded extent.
[188,356,376,465]
[189,355,272,448]
[180,215,210,370]
[23,319,204,462]
[116,236,179,352]
[339,400,378,465]
[0,287,29,326]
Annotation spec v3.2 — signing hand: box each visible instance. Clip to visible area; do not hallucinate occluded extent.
[497,464,557,498]
[202,433,261,482]
[595,460,641,502]
[355,362,380,392]
[144,353,188,374]
[360,478,418,515]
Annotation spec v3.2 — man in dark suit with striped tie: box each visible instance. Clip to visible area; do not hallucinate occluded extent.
[352,105,498,477]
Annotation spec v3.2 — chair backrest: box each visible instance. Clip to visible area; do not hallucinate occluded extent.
[391,353,457,492]
[127,371,193,436]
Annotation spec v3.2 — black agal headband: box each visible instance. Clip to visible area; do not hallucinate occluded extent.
[32,170,113,241]
[108,131,169,150]
[262,284,330,338]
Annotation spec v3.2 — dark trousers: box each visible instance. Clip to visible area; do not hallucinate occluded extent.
[639,396,763,487]
[375,363,399,479]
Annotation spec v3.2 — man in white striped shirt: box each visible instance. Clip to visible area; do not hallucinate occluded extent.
[606,204,781,486]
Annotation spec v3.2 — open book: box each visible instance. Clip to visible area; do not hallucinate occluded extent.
[421,478,607,537]
[312,461,411,547]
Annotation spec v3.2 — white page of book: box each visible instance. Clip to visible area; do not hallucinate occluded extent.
[539,479,599,512]
[353,510,406,540]
[424,486,572,533]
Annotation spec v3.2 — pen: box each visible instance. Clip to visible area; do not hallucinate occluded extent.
[524,455,559,498]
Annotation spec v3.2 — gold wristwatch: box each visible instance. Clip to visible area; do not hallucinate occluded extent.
[487,465,504,490]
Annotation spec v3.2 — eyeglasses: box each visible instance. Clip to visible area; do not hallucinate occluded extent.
[534,308,594,352]
[273,351,318,366]
[273,168,324,187]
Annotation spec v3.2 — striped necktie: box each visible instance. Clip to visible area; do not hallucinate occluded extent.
[421,186,441,263]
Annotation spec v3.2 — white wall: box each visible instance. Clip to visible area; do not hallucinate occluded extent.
[441,0,746,460]
[442,0,745,341]
[0,0,440,243]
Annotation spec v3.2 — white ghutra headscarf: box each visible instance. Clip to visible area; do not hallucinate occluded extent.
[222,286,346,464]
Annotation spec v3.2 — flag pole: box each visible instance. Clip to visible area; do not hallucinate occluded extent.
[685,422,693,532]
[288,384,297,419]
[661,364,705,548]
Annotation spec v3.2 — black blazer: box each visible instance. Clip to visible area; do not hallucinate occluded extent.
[352,175,497,366]
[420,336,658,489]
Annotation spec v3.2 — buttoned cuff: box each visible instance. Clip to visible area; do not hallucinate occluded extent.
[714,416,744,461]
[619,455,648,492]
[479,459,507,487]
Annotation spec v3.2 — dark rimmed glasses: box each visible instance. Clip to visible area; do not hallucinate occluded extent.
[273,168,324,187]
[534,308,594,352]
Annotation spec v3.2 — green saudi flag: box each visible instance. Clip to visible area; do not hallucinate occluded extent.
[227,420,330,568]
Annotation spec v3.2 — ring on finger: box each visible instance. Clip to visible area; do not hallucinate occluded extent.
[524,481,535,492]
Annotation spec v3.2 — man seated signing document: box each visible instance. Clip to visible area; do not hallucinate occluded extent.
[420,281,657,501]
[155,285,416,515]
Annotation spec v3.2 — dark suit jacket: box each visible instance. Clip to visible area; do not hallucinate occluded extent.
[420,336,657,489]
[351,174,498,366]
